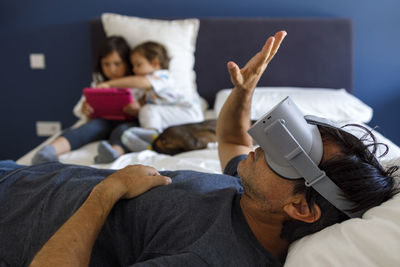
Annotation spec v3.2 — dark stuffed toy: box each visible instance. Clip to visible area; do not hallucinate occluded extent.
[152,120,217,155]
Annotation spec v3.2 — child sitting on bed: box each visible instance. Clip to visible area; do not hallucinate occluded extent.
[32,36,139,165]
[97,41,189,106]
[94,41,197,162]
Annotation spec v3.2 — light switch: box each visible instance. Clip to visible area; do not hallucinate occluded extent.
[30,53,46,69]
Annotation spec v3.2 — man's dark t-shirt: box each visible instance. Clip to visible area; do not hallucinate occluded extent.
[0,157,282,266]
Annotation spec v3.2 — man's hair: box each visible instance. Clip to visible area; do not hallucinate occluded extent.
[281,124,399,243]
[131,41,170,69]
[95,36,133,80]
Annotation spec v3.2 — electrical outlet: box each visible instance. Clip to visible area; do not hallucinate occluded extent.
[36,121,62,136]
[30,53,46,69]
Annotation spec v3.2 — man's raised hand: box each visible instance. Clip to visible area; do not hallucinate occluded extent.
[227,31,287,92]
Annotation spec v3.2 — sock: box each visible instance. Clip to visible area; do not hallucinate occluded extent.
[94,141,119,164]
[125,127,158,143]
[121,131,152,152]
[31,145,58,165]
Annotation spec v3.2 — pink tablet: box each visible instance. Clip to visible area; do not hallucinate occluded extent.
[83,88,135,121]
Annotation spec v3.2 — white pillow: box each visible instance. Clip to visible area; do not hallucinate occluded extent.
[101,13,200,100]
[284,128,400,267]
[285,174,400,267]
[214,87,373,123]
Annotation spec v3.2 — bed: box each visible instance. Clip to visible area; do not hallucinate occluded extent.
[17,14,400,266]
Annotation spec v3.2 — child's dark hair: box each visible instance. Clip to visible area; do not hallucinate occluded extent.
[280,124,399,243]
[131,41,170,69]
[95,36,133,80]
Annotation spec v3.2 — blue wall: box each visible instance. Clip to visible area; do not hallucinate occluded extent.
[1,0,399,160]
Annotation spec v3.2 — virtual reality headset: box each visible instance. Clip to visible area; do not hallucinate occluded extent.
[248,97,366,218]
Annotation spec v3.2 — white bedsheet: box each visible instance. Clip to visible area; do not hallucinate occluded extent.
[17,121,400,172]
[17,132,223,172]
[61,142,222,173]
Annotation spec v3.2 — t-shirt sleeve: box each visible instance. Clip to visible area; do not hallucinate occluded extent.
[223,155,248,178]
[146,71,179,103]
[145,70,191,106]
[0,160,24,178]
[129,252,207,266]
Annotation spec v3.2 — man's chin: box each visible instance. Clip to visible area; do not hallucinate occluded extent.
[239,176,255,201]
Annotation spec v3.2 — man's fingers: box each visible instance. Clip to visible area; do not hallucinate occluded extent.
[147,168,161,177]
[227,61,241,84]
[152,175,172,186]
[266,31,287,63]
[225,31,286,91]
[227,61,239,73]
[260,36,275,61]
[124,174,172,199]
[137,175,171,195]
[127,164,160,176]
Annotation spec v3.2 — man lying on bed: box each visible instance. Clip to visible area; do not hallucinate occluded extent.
[1,31,398,267]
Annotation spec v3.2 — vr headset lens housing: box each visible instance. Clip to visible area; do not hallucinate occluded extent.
[248,97,323,179]
[248,97,365,218]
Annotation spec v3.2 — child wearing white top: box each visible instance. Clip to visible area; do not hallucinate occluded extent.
[96,41,202,162]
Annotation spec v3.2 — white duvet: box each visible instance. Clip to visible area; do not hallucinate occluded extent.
[57,141,222,173]
[17,120,400,172]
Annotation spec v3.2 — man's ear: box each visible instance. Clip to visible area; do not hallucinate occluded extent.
[151,58,161,69]
[283,195,321,223]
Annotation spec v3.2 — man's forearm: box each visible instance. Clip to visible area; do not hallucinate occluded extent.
[215,32,286,170]
[29,165,171,267]
[216,87,254,148]
[30,179,123,267]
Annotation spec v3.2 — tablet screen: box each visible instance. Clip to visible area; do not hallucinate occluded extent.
[83,88,135,120]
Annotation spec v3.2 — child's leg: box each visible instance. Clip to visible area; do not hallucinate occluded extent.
[63,118,112,150]
[94,141,120,164]
[124,127,159,143]
[94,122,138,163]
[51,136,71,154]
[121,131,152,152]
[32,118,112,165]
[31,137,71,165]
[121,127,158,152]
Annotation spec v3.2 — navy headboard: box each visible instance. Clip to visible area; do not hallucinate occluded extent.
[90,18,353,107]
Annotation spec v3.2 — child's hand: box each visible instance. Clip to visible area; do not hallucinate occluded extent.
[96,82,110,88]
[123,102,141,117]
[139,95,147,106]
[81,100,94,117]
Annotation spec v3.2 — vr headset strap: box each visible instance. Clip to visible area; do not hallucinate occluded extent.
[264,120,365,218]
